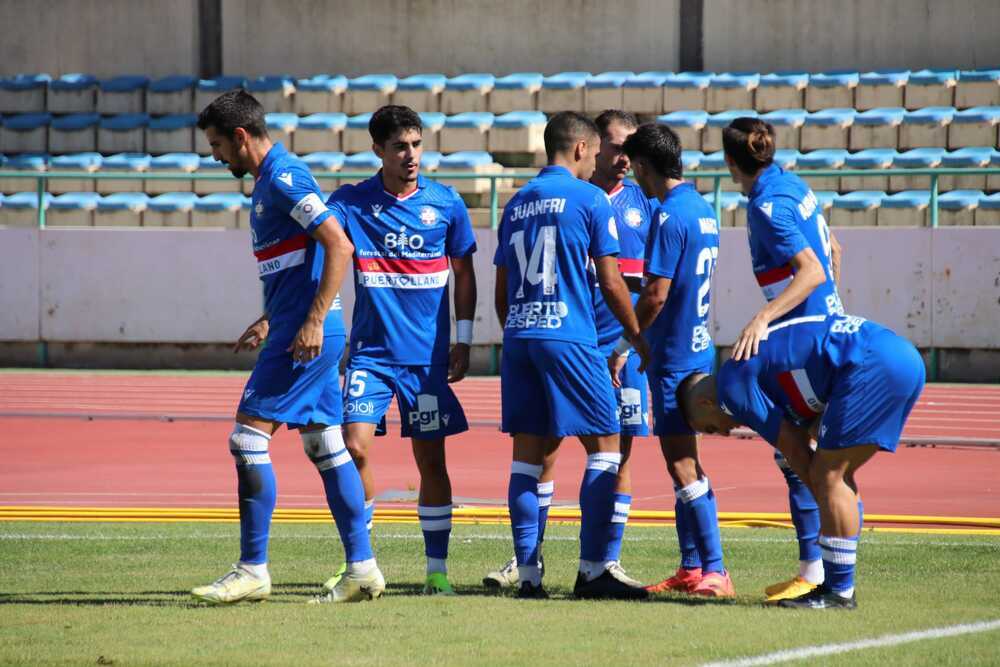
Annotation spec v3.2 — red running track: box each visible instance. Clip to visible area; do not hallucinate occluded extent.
[1,374,998,518]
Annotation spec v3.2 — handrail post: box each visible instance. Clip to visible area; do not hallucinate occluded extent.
[36,175,46,229]
[490,175,499,231]
[713,176,722,224]
[929,173,939,230]
[929,172,939,382]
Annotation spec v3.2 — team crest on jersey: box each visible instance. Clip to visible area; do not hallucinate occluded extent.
[624,207,644,228]
[254,201,264,217]
[419,206,438,226]
[371,204,382,218]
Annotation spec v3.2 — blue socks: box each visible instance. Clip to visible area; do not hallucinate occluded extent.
[775,451,822,563]
[677,477,724,574]
[819,534,858,596]
[537,480,554,546]
[509,461,543,584]
[606,492,631,562]
[231,424,277,566]
[674,486,702,570]
[301,426,372,563]
[579,452,621,565]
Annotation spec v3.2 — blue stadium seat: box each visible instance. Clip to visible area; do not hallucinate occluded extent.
[95,192,149,226]
[98,75,149,114]
[704,109,757,152]
[246,75,295,114]
[99,113,149,154]
[0,152,47,193]
[906,69,957,109]
[442,74,495,113]
[856,70,909,110]
[878,190,931,226]
[843,148,897,191]
[2,112,52,153]
[419,111,446,151]
[891,146,945,192]
[900,106,955,150]
[345,74,397,114]
[941,147,994,191]
[681,149,703,171]
[49,73,98,113]
[437,150,498,194]
[99,152,151,194]
[195,76,246,112]
[991,149,1000,192]
[756,71,809,112]
[539,71,591,112]
[49,191,101,226]
[797,148,849,191]
[760,108,807,151]
[394,74,447,112]
[146,152,199,194]
[977,191,1000,225]
[294,112,347,153]
[489,110,546,154]
[850,107,904,150]
[774,148,800,169]
[193,191,245,227]
[938,189,982,225]
[802,108,856,151]
[0,73,50,113]
[694,150,739,192]
[702,190,746,226]
[148,75,197,115]
[957,68,1000,108]
[585,71,635,113]
[663,71,713,112]
[707,72,760,112]
[49,152,101,194]
[421,151,442,171]
[659,110,708,152]
[0,191,52,226]
[264,112,299,151]
[490,73,543,114]
[341,151,381,185]
[194,154,241,194]
[831,190,885,226]
[948,106,1000,149]
[146,191,199,226]
[148,113,197,154]
[294,75,348,114]
[622,71,672,115]
[440,112,494,153]
[805,70,858,111]
[49,113,100,154]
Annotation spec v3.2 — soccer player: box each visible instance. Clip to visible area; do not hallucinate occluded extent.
[190,90,382,605]
[678,313,925,609]
[721,117,845,601]
[482,110,655,589]
[609,123,732,597]
[495,111,651,600]
[326,106,477,596]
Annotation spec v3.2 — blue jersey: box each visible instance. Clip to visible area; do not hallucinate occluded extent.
[590,179,656,350]
[746,164,843,321]
[249,143,344,337]
[494,165,620,346]
[644,182,719,372]
[327,173,476,366]
[717,314,879,445]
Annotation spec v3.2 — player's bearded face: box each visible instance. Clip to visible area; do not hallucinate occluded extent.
[204,127,248,178]
[596,122,633,182]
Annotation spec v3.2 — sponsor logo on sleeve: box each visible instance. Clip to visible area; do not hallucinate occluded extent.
[277,172,294,187]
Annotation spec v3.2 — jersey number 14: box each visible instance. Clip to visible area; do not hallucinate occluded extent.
[510,226,558,299]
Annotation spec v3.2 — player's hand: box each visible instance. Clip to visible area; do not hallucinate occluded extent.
[233,317,269,353]
[732,314,769,361]
[448,343,470,383]
[288,318,323,364]
[608,352,628,388]
[630,334,651,374]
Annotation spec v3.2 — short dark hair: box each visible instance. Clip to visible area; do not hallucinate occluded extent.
[722,117,776,175]
[369,105,422,145]
[196,89,267,138]
[544,111,599,162]
[622,123,683,180]
[594,109,639,140]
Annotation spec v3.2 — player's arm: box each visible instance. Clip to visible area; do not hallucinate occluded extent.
[234,312,270,353]
[449,254,477,383]
[609,274,671,387]
[830,231,842,285]
[494,265,508,324]
[595,255,649,371]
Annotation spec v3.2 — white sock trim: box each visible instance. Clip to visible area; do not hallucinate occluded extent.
[511,461,543,479]
[238,561,269,579]
[799,558,824,584]
[426,557,447,575]
[230,424,271,465]
[518,565,541,586]
[586,452,621,473]
[677,477,710,504]
[347,557,376,576]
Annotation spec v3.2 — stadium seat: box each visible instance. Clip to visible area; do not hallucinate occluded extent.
[489,111,546,156]
[755,72,808,112]
[539,72,590,113]
[95,192,149,226]
[830,190,885,226]
[681,149,702,172]
[855,70,909,110]
[342,113,374,154]
[760,108,806,151]
[246,76,295,114]
[937,189,981,225]
[702,190,745,227]
[194,154,241,194]
[145,191,198,227]
[145,153,198,194]
[622,71,671,116]
[990,149,1000,191]
[147,113,196,154]
[796,148,848,192]
[97,75,149,114]
[393,74,446,112]
[948,106,1000,149]
[294,74,347,115]
[419,111,446,152]
[421,150,442,171]
[707,72,760,113]
[805,71,858,112]
[842,147,897,192]
[585,71,635,114]
[956,69,1000,109]
[441,73,494,114]
[891,147,945,192]
[663,71,712,113]
[801,108,855,151]
[49,113,99,154]
[976,191,1000,226]
[658,110,708,152]
[264,113,298,152]
[98,113,148,154]
[899,106,954,150]
[0,191,51,226]
[194,76,246,114]
[490,73,543,114]
[147,75,197,115]
[293,113,347,154]
[704,109,757,153]
[774,147,800,170]
[0,152,46,193]
[878,190,930,227]
[340,151,381,185]
[905,69,957,109]
[49,152,101,194]
[345,74,397,115]
[940,147,993,191]
[850,107,904,151]
[48,73,98,113]
[2,113,51,153]
[436,151,503,194]
[193,192,244,228]
[48,191,100,226]
[98,152,150,194]
[300,151,345,191]
[439,112,493,153]
[0,74,50,114]
[693,150,740,192]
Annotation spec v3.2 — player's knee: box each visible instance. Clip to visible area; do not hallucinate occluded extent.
[413,446,448,478]
[343,436,369,466]
[229,423,271,466]
[666,457,699,487]
[300,426,352,472]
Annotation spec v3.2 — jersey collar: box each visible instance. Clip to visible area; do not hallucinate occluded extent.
[662,180,695,202]
[749,163,782,200]
[372,170,429,201]
[258,142,287,178]
[539,165,573,179]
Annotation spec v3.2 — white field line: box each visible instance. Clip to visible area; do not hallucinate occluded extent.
[699,619,1000,667]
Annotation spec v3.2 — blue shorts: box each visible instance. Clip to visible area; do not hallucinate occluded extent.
[237,333,345,430]
[343,358,468,439]
[501,338,619,437]
[818,329,925,453]
[613,350,649,437]
[649,363,714,437]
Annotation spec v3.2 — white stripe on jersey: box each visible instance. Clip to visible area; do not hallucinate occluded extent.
[764,315,827,337]
[258,248,306,276]
[357,269,451,289]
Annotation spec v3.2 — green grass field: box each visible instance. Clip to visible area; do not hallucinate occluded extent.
[1,521,998,666]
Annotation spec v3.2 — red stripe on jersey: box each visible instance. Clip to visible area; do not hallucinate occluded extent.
[354,256,449,274]
[254,234,309,261]
[755,264,793,286]
[776,371,821,419]
[618,257,645,275]
[608,182,625,198]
